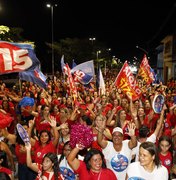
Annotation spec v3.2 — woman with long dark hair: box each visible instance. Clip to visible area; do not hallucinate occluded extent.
[25,143,63,180]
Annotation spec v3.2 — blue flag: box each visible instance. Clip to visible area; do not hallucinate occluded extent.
[150,67,157,83]
[19,67,47,89]
[0,41,40,74]
[60,55,66,74]
[72,59,77,69]
[71,60,95,84]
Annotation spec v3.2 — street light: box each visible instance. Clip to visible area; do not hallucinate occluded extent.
[97,50,101,60]
[47,3,57,76]
[89,37,96,45]
[136,45,150,59]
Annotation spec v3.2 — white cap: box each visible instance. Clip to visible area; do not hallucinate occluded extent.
[112,127,123,135]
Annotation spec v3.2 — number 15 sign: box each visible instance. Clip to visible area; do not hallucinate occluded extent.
[0,41,40,74]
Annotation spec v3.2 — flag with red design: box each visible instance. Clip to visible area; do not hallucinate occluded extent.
[65,63,77,100]
[19,67,47,89]
[114,61,141,101]
[0,41,40,74]
[138,54,154,85]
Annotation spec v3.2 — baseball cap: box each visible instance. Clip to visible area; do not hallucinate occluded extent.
[112,127,123,135]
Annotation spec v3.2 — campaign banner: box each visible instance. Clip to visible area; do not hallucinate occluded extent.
[138,54,154,85]
[71,60,95,84]
[19,67,48,89]
[0,41,40,74]
[114,61,141,100]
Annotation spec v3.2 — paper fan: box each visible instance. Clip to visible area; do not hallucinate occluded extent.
[16,123,30,144]
[152,94,165,113]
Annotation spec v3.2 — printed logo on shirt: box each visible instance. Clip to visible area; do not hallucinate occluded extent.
[111,154,128,172]
[164,159,171,166]
[60,167,75,180]
[37,152,41,157]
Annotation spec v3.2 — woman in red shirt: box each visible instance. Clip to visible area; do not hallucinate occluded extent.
[158,135,173,174]
[67,144,117,180]
[26,143,63,180]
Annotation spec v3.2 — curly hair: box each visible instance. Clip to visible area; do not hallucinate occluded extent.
[84,148,106,171]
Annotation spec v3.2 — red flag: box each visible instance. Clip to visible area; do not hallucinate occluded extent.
[114,61,141,101]
[65,63,77,100]
[138,54,154,85]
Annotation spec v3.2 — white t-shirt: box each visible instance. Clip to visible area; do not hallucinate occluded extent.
[57,155,84,180]
[102,140,133,180]
[132,133,156,162]
[126,161,168,180]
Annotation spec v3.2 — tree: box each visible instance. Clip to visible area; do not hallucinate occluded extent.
[45,37,110,71]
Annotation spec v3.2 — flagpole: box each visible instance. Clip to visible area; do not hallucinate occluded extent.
[104,61,106,76]
[18,78,22,97]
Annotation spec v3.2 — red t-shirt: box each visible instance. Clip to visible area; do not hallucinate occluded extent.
[35,164,63,180]
[159,151,172,173]
[75,160,117,180]
[15,144,35,164]
[34,141,56,164]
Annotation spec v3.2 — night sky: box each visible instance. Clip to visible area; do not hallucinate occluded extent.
[0,0,176,65]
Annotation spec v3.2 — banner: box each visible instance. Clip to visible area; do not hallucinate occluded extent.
[19,67,47,89]
[0,41,40,74]
[138,54,154,85]
[65,63,77,100]
[71,60,95,84]
[114,61,141,100]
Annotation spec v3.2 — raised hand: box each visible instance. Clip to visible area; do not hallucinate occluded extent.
[126,122,136,137]
[49,116,57,127]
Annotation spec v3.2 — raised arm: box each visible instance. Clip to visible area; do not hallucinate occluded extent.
[49,117,59,147]
[1,141,15,171]
[127,122,137,149]
[97,119,108,149]
[154,104,167,137]
[25,143,38,172]
[1,128,16,144]
[67,144,83,171]
[106,108,116,127]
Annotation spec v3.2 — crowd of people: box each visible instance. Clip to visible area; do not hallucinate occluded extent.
[0,70,175,180]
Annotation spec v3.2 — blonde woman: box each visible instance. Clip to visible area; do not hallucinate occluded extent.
[91,114,112,151]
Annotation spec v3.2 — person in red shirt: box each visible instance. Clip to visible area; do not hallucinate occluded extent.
[25,143,63,180]
[158,135,173,174]
[67,144,117,180]
[30,117,59,164]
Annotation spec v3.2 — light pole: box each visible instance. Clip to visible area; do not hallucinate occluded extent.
[89,37,96,45]
[97,50,101,60]
[136,45,150,59]
[47,3,57,76]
